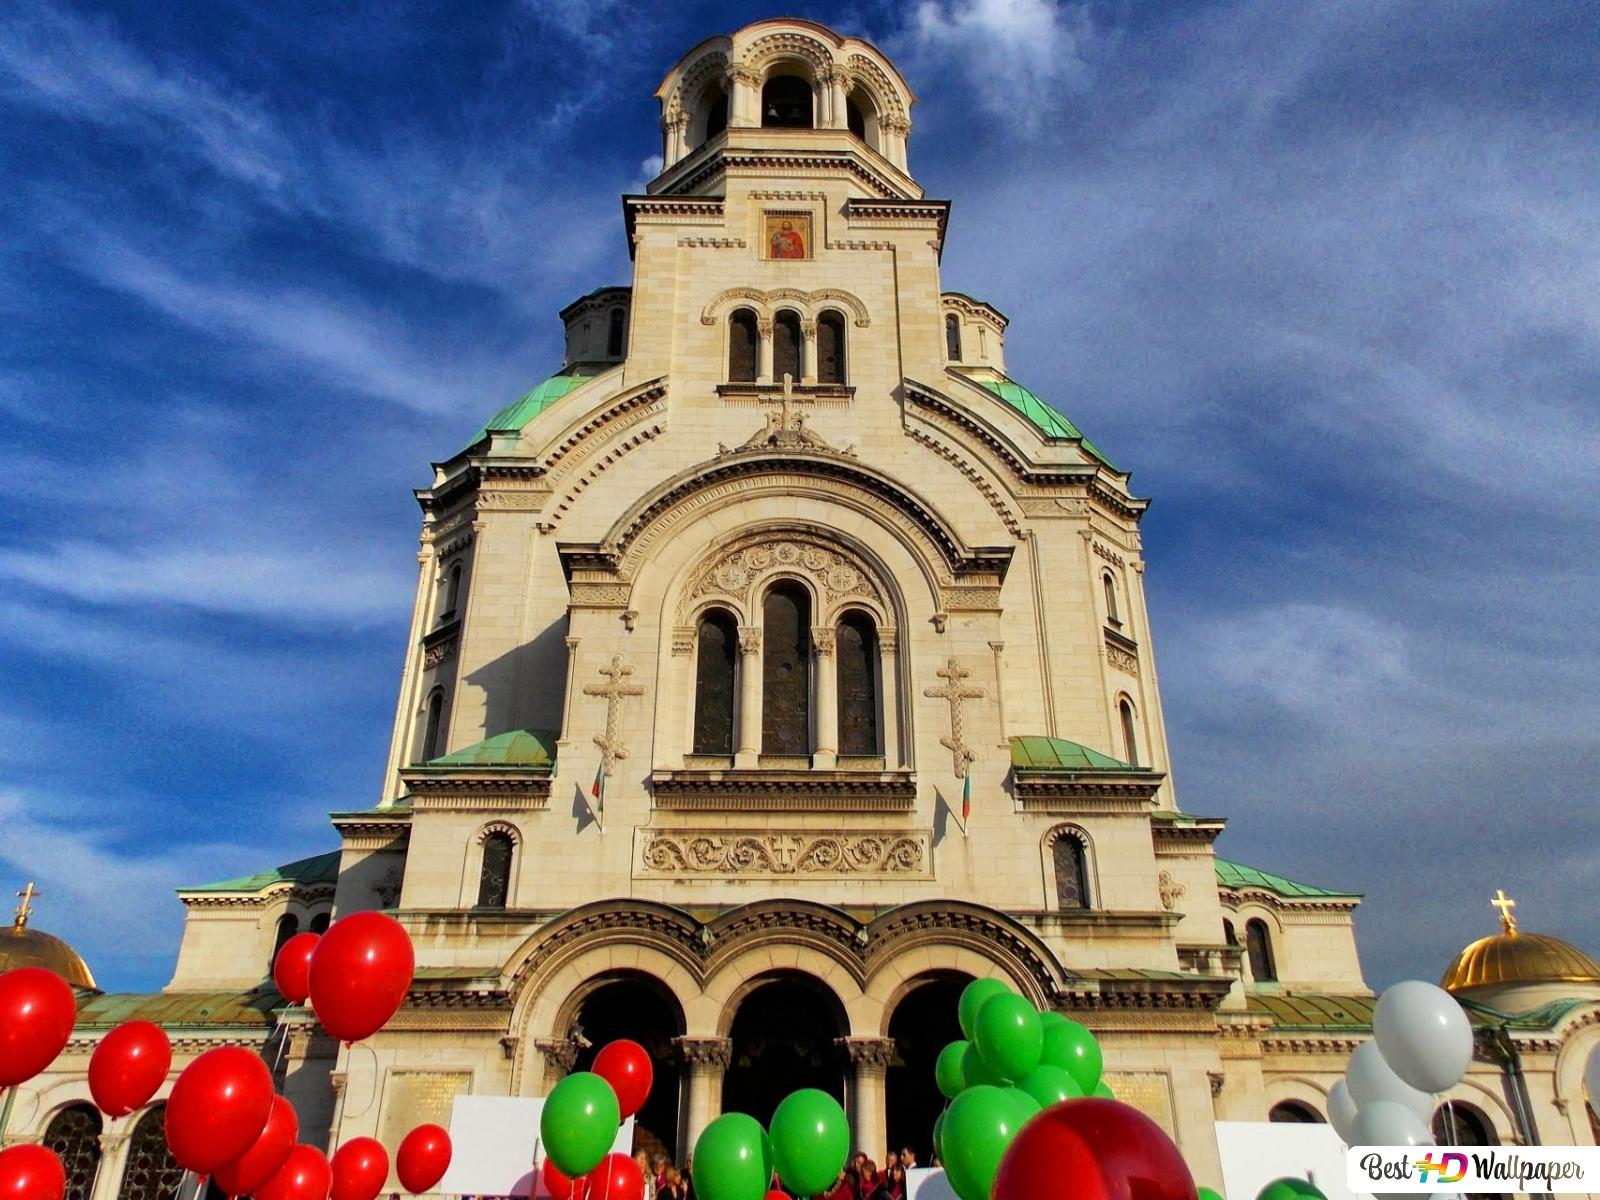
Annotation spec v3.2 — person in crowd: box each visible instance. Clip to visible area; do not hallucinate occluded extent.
[657,1165,689,1200]
[824,1166,858,1200]
[899,1147,918,1172]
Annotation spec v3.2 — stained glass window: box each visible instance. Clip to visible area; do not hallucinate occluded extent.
[693,611,737,755]
[477,831,513,908]
[836,613,878,756]
[945,314,962,361]
[762,585,811,755]
[773,311,802,383]
[44,1105,101,1200]
[728,309,758,382]
[119,1106,184,1200]
[1052,835,1088,909]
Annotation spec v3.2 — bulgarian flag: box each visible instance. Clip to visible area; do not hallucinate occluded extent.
[961,763,973,830]
[591,757,606,818]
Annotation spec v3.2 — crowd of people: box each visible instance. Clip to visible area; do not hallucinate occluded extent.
[602,1144,934,1199]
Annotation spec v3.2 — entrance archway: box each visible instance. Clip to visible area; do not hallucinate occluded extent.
[886,972,969,1163]
[567,972,686,1160]
[724,972,847,1126]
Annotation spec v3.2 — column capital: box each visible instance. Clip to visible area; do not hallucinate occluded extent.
[674,1036,733,1070]
[811,627,836,655]
[836,1036,896,1072]
[737,626,762,656]
[534,1037,582,1072]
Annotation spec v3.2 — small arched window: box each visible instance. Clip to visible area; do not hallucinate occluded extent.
[444,563,463,618]
[270,914,299,972]
[309,911,331,934]
[836,612,879,756]
[762,583,811,755]
[945,314,962,361]
[119,1106,183,1200]
[607,308,626,358]
[693,609,738,756]
[1103,572,1119,625]
[817,311,846,385]
[1269,1101,1322,1123]
[773,310,802,384]
[1118,698,1139,767]
[762,75,813,128]
[45,1103,103,1200]
[1052,833,1089,909]
[420,688,445,763]
[477,830,514,908]
[729,308,759,382]
[1246,918,1277,982]
[847,98,865,140]
[703,88,728,142]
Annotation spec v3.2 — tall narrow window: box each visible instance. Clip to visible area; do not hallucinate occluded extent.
[773,311,802,383]
[817,311,846,385]
[693,610,738,755]
[444,563,463,618]
[1052,834,1089,909]
[309,912,331,934]
[45,1104,102,1200]
[847,98,865,141]
[477,831,513,908]
[1246,919,1277,982]
[119,1107,184,1200]
[420,689,445,763]
[762,584,811,755]
[836,612,879,755]
[945,314,962,361]
[607,308,626,358]
[703,88,728,141]
[269,914,298,973]
[1103,572,1119,624]
[1223,918,1239,946]
[1119,698,1139,766]
[729,309,758,382]
[762,76,813,128]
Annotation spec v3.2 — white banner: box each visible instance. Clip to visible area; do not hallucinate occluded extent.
[439,1095,635,1197]
[906,1168,958,1200]
[1349,1146,1600,1194]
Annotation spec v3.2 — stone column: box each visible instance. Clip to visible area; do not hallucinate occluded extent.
[801,318,819,384]
[756,318,775,383]
[675,1038,732,1152]
[879,638,901,769]
[534,1039,581,1094]
[736,627,763,767]
[91,1131,130,1200]
[727,65,760,128]
[838,1038,895,1157]
[826,69,850,131]
[812,626,838,768]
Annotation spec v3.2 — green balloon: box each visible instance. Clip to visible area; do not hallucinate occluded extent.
[973,992,1044,1081]
[1041,1014,1102,1094]
[932,1108,947,1162]
[1092,1079,1115,1099]
[1199,1188,1227,1200]
[693,1113,774,1200]
[1004,1086,1043,1123]
[1017,1063,1083,1109]
[958,977,1012,1040]
[1257,1180,1325,1200]
[770,1089,850,1197]
[941,1085,1026,1200]
[961,1040,1007,1088]
[935,1040,969,1099]
[540,1071,621,1177]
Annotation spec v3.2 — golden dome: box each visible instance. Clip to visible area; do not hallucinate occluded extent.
[1440,890,1600,993]
[0,883,96,991]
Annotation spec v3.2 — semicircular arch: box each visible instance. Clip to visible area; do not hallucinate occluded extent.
[866,901,1067,1007]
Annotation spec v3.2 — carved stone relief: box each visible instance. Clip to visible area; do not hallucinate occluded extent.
[637,830,931,878]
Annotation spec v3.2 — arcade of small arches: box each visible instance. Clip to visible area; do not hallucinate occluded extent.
[725,307,849,387]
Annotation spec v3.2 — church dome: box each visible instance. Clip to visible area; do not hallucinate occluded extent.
[0,884,96,991]
[1441,892,1600,993]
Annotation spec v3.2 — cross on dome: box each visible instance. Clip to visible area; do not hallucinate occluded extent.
[13,881,39,928]
[1491,888,1517,934]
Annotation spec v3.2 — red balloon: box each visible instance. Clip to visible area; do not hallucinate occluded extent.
[308,912,414,1044]
[992,1097,1197,1200]
[541,1158,574,1200]
[258,1146,332,1200]
[273,933,321,1005]
[766,1193,789,1200]
[330,1138,389,1200]
[213,1095,299,1197]
[88,1021,171,1118]
[590,1041,653,1121]
[582,1155,643,1200]
[0,968,77,1088]
[0,1145,66,1200]
[396,1125,451,1194]
[163,1046,275,1174]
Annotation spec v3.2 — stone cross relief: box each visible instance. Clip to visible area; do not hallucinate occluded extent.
[924,656,985,776]
[583,655,646,773]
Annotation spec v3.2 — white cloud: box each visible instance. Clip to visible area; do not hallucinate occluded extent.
[905,0,1093,122]
[1201,604,1408,714]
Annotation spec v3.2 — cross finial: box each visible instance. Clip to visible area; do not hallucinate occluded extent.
[778,373,795,428]
[1491,889,1517,934]
[14,882,39,928]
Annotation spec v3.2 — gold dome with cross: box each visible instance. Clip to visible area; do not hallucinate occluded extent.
[1440,889,1600,993]
[0,882,97,991]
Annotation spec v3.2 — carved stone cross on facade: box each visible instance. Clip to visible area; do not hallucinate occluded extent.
[924,657,985,776]
[583,655,645,773]
[739,373,833,452]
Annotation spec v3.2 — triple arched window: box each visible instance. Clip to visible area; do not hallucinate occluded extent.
[726,308,848,385]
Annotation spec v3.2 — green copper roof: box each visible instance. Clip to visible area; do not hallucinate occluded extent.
[1249,993,1587,1034]
[181,851,341,895]
[1009,735,1137,772]
[77,989,286,1030]
[975,377,1117,469]
[1214,858,1359,899]
[464,373,588,449]
[427,729,557,770]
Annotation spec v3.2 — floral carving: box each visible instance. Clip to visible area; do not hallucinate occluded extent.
[682,534,884,624]
[639,831,928,877]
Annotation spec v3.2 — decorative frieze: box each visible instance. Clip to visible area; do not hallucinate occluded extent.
[636,829,931,878]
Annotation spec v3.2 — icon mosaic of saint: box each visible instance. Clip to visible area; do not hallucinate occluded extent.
[769,218,806,259]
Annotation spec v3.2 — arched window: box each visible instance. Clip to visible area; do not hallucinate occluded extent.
[847,97,865,141]
[1223,918,1239,946]
[419,688,445,763]
[762,75,813,128]
[477,830,514,908]
[1118,697,1139,766]
[693,609,738,755]
[728,308,759,382]
[703,88,728,142]
[44,1104,102,1200]
[1246,919,1277,982]
[607,307,626,358]
[444,562,463,618]
[1432,1102,1496,1145]
[836,612,879,756]
[1052,832,1089,909]
[1103,572,1119,624]
[762,583,811,755]
[118,1106,184,1200]
[269,913,298,972]
[817,311,846,385]
[1269,1101,1323,1123]
[945,314,962,361]
[309,911,331,934]
[773,310,802,383]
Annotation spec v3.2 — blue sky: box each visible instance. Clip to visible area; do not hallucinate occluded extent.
[2,0,1597,993]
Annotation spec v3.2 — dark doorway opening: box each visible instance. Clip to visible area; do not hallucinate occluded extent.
[724,973,846,1126]
[568,972,686,1161]
[886,973,970,1163]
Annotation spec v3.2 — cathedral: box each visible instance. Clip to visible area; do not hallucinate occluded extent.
[5,18,1599,1200]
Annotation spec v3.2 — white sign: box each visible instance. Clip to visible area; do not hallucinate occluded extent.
[438,1095,635,1197]
[1215,1121,1372,1200]
[906,1168,958,1200]
[1349,1146,1600,1193]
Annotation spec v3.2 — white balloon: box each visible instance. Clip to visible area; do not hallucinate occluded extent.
[1351,1099,1434,1148]
[1347,1040,1435,1125]
[1328,1079,1359,1143]
[1585,1043,1600,1122]
[1374,981,1475,1095]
